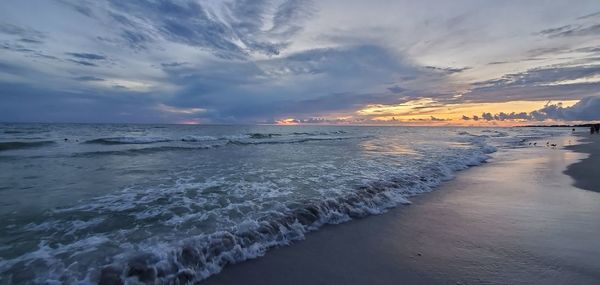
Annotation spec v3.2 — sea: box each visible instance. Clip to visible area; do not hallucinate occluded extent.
[0,123,570,284]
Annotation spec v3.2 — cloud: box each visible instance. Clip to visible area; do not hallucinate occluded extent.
[481,112,494,121]
[0,22,44,39]
[68,59,97,67]
[387,85,405,94]
[160,44,429,122]
[0,82,168,123]
[475,65,600,88]
[74,76,104,81]
[160,62,186,68]
[101,0,314,58]
[478,111,531,121]
[56,0,95,17]
[464,64,600,102]
[487,61,509,65]
[2,1,600,124]
[531,96,600,121]
[155,103,206,115]
[578,11,600,20]
[425,65,471,74]
[540,24,600,38]
[18,38,43,44]
[464,96,600,122]
[66,52,106,60]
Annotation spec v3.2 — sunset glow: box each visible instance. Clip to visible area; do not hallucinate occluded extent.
[1,1,599,124]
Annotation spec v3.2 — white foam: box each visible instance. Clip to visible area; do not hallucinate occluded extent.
[2,127,566,284]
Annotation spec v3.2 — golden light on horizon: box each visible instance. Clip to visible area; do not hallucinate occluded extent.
[274,98,582,126]
[276,118,300,125]
[356,98,579,126]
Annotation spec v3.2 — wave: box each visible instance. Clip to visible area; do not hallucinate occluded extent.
[227,136,367,145]
[246,133,282,139]
[0,141,55,151]
[291,131,347,136]
[73,136,369,157]
[181,135,219,142]
[0,140,496,284]
[84,131,351,146]
[71,146,219,157]
[84,137,172,145]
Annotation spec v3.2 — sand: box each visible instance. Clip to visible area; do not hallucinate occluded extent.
[201,134,600,285]
[565,134,600,192]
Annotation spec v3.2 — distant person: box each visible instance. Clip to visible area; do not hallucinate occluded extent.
[592,126,596,135]
[595,124,600,134]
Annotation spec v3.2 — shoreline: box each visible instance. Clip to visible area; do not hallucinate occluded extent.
[201,134,600,284]
[564,135,600,192]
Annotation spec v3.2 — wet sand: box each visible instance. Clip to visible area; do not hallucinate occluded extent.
[202,135,600,285]
[565,134,600,192]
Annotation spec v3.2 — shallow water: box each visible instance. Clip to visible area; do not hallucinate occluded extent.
[0,124,570,284]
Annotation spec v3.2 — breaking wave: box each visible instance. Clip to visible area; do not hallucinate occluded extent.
[0,137,496,284]
[2,125,566,285]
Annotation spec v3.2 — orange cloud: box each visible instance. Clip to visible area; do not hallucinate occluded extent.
[274,98,580,126]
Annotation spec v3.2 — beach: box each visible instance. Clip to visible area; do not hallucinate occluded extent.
[565,135,600,193]
[203,133,600,285]
[1,126,596,284]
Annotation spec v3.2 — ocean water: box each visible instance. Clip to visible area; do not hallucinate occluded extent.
[0,123,568,284]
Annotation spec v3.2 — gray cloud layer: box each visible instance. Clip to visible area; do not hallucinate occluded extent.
[1,1,600,123]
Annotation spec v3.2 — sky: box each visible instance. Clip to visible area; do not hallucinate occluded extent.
[1,0,600,125]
